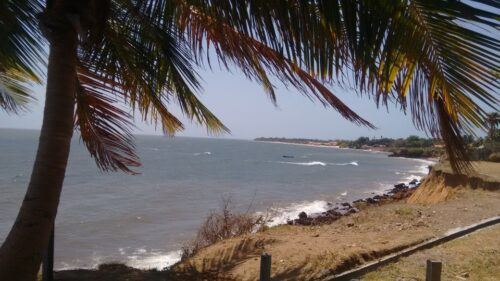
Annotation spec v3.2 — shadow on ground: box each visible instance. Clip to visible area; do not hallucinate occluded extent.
[54,263,236,281]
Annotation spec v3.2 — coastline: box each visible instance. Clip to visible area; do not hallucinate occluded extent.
[256,140,343,149]
[171,163,499,280]
[54,161,500,280]
[256,140,439,162]
[56,152,435,271]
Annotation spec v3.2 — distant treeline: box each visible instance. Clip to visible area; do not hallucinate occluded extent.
[254,137,331,144]
[255,135,439,148]
[256,134,500,160]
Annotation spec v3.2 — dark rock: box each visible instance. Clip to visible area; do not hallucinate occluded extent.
[298,211,308,219]
[393,183,408,190]
[341,202,351,207]
[347,208,358,214]
[409,179,419,185]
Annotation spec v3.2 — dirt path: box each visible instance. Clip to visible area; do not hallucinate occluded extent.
[362,224,500,281]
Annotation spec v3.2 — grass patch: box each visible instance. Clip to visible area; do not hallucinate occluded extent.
[394,207,413,217]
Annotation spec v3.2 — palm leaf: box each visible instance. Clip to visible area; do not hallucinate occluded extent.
[81,1,228,135]
[25,0,495,174]
[0,0,45,113]
[316,0,499,173]
[172,0,375,127]
[0,69,36,113]
[75,63,140,174]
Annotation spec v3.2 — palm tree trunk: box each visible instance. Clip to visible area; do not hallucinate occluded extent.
[0,21,78,280]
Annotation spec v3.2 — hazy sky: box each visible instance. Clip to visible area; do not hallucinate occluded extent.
[0,64,436,140]
[1,1,498,141]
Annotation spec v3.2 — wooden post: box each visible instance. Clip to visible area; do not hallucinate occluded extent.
[42,227,54,281]
[426,259,442,281]
[260,253,271,281]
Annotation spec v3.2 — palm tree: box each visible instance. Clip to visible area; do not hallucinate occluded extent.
[485,112,499,149]
[0,0,498,279]
[486,112,499,139]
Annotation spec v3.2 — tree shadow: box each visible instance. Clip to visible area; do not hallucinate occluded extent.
[54,262,236,281]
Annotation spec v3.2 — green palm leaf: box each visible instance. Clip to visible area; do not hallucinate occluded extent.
[315,0,499,172]
[0,0,45,113]
[0,70,36,112]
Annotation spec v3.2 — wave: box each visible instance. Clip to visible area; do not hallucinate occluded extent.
[276,161,358,167]
[126,249,182,270]
[398,158,435,175]
[332,161,358,166]
[194,151,212,156]
[56,249,182,271]
[403,174,423,183]
[278,161,327,166]
[262,200,330,227]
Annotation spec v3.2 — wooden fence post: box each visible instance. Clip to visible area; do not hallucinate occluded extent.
[260,253,271,281]
[426,259,442,281]
[42,227,54,281]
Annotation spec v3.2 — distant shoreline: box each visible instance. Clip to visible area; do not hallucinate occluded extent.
[255,139,438,161]
[257,140,343,149]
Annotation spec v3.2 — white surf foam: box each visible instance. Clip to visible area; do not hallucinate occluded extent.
[126,250,182,270]
[194,151,212,156]
[332,161,358,166]
[278,161,327,166]
[406,159,435,175]
[276,161,358,167]
[403,174,423,183]
[263,200,330,227]
[56,249,182,271]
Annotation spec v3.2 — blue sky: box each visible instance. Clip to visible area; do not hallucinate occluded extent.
[0,64,427,140]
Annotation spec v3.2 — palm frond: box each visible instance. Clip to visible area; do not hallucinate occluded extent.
[316,0,499,173]
[0,0,45,80]
[0,69,36,113]
[81,0,228,136]
[75,0,498,174]
[399,0,499,172]
[75,1,230,172]
[0,0,45,113]
[173,0,374,127]
[75,63,140,174]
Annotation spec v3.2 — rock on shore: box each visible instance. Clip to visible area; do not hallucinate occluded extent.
[288,179,421,226]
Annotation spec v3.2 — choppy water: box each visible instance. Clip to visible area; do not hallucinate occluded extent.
[0,129,431,269]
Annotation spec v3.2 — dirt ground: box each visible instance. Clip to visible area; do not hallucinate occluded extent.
[177,188,500,280]
[437,161,500,181]
[362,224,500,281]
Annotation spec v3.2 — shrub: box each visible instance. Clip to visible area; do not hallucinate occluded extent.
[181,197,265,260]
[488,152,500,162]
[394,207,413,216]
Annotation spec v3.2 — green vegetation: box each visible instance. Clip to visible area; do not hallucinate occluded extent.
[394,207,414,217]
[257,129,500,160]
[256,135,444,158]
